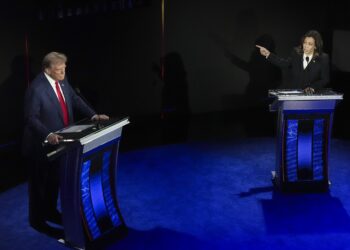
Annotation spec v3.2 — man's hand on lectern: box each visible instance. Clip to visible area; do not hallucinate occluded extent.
[92,114,110,121]
[303,87,315,95]
[47,133,63,145]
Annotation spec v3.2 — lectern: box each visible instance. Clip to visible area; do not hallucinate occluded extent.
[269,89,343,191]
[46,117,129,249]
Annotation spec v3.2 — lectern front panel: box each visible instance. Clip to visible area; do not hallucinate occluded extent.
[80,139,123,240]
[56,118,129,249]
[268,89,342,191]
[284,115,328,183]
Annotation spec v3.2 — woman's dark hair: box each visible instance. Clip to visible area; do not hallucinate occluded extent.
[296,30,323,57]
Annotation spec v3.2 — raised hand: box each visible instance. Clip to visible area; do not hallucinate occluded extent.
[256,45,271,58]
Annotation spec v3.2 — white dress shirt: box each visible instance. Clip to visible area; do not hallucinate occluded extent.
[303,54,313,69]
[44,72,66,101]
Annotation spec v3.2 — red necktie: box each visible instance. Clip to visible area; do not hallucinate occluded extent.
[55,81,69,126]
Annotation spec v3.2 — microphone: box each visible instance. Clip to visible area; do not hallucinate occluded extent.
[75,87,102,127]
[75,87,94,111]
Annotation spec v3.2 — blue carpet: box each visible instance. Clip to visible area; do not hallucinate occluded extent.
[1,137,350,249]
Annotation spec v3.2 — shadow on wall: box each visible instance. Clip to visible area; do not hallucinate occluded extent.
[225,34,282,108]
[0,55,33,191]
[0,55,31,145]
[153,52,190,144]
[213,33,282,137]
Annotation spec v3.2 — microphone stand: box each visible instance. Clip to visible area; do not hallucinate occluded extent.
[75,87,101,129]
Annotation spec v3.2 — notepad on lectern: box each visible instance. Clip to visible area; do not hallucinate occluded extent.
[59,125,95,133]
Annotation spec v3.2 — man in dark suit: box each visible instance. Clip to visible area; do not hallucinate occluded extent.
[23,52,108,236]
[256,30,329,93]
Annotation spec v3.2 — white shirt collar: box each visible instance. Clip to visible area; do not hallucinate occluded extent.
[44,72,58,86]
[44,72,65,99]
[303,53,313,61]
[303,53,313,69]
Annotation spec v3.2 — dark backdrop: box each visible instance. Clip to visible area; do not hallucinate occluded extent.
[1,0,349,188]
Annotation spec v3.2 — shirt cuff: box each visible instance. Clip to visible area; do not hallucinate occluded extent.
[46,132,53,140]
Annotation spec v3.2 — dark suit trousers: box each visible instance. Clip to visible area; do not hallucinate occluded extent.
[27,155,60,225]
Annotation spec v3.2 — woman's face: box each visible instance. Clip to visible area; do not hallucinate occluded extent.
[303,37,316,55]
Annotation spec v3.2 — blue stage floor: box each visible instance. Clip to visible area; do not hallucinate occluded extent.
[1,137,350,250]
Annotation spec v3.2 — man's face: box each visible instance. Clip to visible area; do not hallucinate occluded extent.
[46,62,66,81]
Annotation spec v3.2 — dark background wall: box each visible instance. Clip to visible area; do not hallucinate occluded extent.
[1,0,349,188]
[165,0,332,112]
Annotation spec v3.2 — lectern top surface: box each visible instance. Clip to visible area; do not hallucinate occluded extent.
[44,117,129,160]
[268,89,343,101]
[56,117,129,140]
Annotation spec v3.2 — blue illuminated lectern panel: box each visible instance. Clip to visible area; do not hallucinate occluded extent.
[284,117,327,183]
[269,89,342,191]
[80,139,123,240]
[56,118,129,249]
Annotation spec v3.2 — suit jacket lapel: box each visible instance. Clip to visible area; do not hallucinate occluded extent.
[308,56,317,71]
[299,54,306,71]
[59,81,73,122]
[304,55,317,71]
[43,78,65,124]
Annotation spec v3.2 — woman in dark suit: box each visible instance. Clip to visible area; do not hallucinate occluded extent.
[256,30,329,93]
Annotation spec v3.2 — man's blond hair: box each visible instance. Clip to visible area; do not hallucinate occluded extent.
[42,52,67,70]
